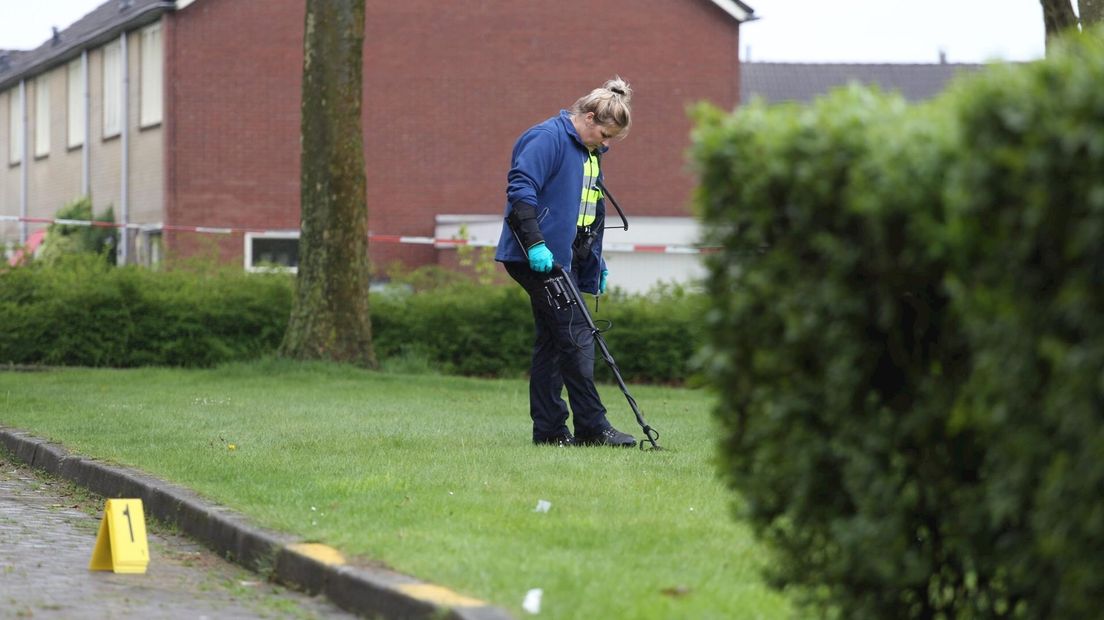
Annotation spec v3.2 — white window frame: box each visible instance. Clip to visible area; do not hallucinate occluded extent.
[102,41,122,138]
[244,231,300,273]
[8,88,22,164]
[139,23,162,128]
[67,58,85,148]
[34,76,50,158]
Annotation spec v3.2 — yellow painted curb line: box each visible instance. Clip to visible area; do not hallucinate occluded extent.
[287,542,346,566]
[286,544,486,608]
[397,583,487,608]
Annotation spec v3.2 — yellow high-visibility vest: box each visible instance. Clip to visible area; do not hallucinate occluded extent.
[577,152,602,227]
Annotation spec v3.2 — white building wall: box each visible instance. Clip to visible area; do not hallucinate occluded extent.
[88,42,122,228]
[27,66,84,223]
[0,87,19,247]
[1,23,165,264]
[127,25,164,228]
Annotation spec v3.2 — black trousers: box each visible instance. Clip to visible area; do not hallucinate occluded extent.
[504,262,611,441]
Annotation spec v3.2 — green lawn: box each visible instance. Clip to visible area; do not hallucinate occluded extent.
[0,360,789,619]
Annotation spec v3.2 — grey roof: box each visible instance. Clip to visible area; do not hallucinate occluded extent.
[0,50,29,72]
[0,0,174,91]
[740,61,988,104]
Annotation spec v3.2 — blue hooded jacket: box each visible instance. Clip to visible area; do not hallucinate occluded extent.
[495,110,607,294]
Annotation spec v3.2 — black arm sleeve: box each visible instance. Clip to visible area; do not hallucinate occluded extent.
[505,201,545,249]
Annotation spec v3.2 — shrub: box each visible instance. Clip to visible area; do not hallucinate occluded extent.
[595,284,706,385]
[1,257,699,383]
[0,255,292,367]
[38,197,117,265]
[370,281,533,377]
[938,32,1104,619]
[694,29,1104,619]
[371,278,703,383]
[694,88,969,618]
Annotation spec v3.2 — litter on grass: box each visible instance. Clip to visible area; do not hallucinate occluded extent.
[523,588,542,614]
[533,499,552,513]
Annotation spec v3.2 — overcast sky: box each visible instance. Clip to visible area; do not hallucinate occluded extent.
[1,0,1050,64]
[741,0,1048,64]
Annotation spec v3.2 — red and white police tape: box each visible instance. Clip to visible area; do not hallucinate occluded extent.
[0,214,715,254]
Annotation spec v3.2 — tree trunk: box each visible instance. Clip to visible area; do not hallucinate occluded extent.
[1041,0,1080,50]
[1080,0,1104,26]
[280,0,377,368]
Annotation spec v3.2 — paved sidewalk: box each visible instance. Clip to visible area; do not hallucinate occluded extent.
[0,455,357,619]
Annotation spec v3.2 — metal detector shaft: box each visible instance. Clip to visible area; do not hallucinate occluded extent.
[552,264,661,450]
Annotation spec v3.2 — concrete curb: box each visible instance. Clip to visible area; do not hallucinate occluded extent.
[1,427,513,620]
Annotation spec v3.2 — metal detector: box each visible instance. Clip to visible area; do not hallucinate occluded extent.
[543,264,662,451]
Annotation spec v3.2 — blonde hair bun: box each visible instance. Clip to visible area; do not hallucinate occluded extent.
[605,77,632,102]
[571,75,633,134]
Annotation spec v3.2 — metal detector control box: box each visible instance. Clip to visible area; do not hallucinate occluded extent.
[542,274,576,311]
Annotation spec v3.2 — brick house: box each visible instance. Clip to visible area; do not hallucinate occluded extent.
[0,0,755,291]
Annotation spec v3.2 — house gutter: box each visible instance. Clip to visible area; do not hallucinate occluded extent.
[119,31,130,265]
[18,80,27,245]
[82,50,90,197]
[708,0,757,23]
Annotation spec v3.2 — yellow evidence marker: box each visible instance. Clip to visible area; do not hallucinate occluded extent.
[88,498,150,574]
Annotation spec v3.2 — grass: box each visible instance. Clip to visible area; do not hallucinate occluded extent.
[0,359,790,619]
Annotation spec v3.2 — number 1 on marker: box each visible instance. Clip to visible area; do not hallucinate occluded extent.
[122,505,135,542]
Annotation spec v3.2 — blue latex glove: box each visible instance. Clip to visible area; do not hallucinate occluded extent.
[527,242,553,273]
[599,269,609,294]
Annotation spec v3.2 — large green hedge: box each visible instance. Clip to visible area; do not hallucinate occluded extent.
[694,31,1104,619]
[0,257,701,384]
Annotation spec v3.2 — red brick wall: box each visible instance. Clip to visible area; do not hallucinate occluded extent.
[362,0,741,269]
[164,0,305,262]
[164,0,740,270]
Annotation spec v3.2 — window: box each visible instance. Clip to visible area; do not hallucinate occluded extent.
[67,58,84,148]
[136,230,163,268]
[8,88,22,164]
[102,41,121,138]
[245,232,300,272]
[140,23,162,127]
[34,76,49,158]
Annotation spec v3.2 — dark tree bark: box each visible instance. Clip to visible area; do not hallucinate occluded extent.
[280,0,377,367]
[1040,1,1104,52]
[1080,0,1104,26]
[1041,0,1086,51]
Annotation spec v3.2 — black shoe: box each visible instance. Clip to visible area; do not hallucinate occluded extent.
[576,427,636,448]
[534,433,576,447]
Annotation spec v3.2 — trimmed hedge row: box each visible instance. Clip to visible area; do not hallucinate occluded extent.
[0,257,702,383]
[371,282,704,382]
[370,283,533,377]
[693,30,1104,619]
[0,257,291,367]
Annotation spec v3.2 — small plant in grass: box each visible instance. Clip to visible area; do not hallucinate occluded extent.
[454,223,499,286]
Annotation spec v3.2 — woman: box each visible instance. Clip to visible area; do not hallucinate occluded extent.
[495,77,636,447]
